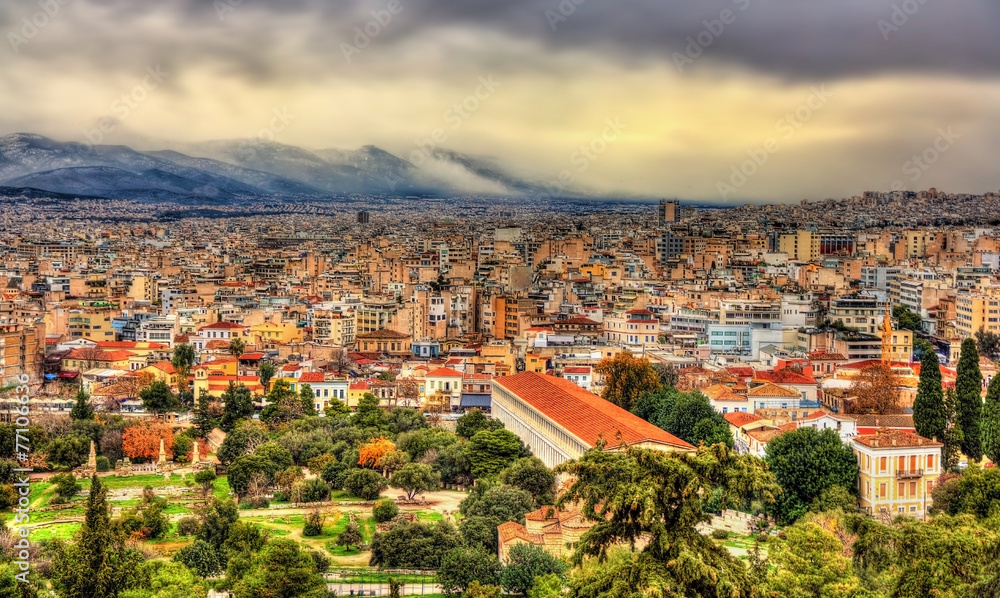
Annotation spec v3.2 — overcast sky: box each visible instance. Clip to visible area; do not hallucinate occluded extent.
[1,0,998,203]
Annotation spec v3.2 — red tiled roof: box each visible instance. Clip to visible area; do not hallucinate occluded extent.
[65,349,135,361]
[97,341,169,350]
[747,382,801,398]
[299,372,326,383]
[150,361,176,374]
[425,367,464,378]
[201,321,246,330]
[724,412,761,427]
[809,351,847,361]
[725,366,756,379]
[240,352,265,360]
[562,366,592,374]
[753,369,818,385]
[494,372,695,451]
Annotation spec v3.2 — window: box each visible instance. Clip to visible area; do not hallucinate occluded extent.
[879,483,886,498]
[880,457,887,472]
[910,481,917,496]
[898,482,905,497]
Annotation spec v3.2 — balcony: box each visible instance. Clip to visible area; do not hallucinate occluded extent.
[896,469,923,479]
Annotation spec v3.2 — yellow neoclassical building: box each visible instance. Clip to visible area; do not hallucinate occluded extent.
[851,429,942,521]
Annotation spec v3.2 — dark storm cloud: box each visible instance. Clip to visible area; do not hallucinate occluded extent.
[3,0,998,82]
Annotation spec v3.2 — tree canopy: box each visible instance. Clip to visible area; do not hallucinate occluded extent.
[764,427,859,524]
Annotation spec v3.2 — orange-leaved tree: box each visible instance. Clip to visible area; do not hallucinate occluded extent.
[358,436,401,475]
[122,420,175,462]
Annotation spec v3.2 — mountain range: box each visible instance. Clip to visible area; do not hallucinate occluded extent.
[0,133,557,201]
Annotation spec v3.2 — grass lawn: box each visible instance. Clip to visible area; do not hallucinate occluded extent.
[28,522,81,541]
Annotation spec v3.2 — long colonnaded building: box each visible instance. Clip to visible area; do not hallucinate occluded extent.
[491,371,695,468]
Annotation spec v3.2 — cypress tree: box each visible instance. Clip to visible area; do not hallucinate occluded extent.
[913,349,946,440]
[53,475,143,598]
[955,338,984,462]
[981,373,1000,464]
[69,386,94,421]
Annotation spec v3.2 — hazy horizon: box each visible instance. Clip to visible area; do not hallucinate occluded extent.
[2,0,999,203]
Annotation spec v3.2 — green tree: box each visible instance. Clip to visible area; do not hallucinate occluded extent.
[397,427,457,461]
[461,484,534,524]
[231,538,326,598]
[893,304,922,331]
[258,362,276,389]
[372,498,399,523]
[70,386,94,421]
[50,472,81,502]
[353,393,387,430]
[120,561,206,598]
[261,379,304,426]
[460,515,500,554]
[45,434,90,469]
[557,444,779,598]
[344,468,388,500]
[303,511,325,537]
[500,543,568,596]
[369,520,462,569]
[299,383,317,417]
[228,337,246,358]
[387,407,428,435]
[527,574,564,598]
[956,337,984,461]
[196,497,240,553]
[975,327,1000,361]
[227,455,272,500]
[220,383,256,432]
[172,539,222,578]
[194,390,216,438]
[765,520,862,597]
[390,462,441,500]
[194,469,217,498]
[942,388,965,472]
[594,352,661,412]
[140,380,178,417]
[437,546,501,595]
[53,474,144,598]
[501,457,556,503]
[216,423,269,465]
[456,409,504,440]
[982,373,1000,465]
[765,427,859,524]
[170,343,196,402]
[914,347,947,441]
[336,520,363,550]
[467,429,525,478]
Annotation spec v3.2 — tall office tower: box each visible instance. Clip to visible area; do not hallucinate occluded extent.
[658,200,679,225]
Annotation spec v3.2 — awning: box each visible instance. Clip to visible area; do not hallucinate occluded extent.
[459,394,491,409]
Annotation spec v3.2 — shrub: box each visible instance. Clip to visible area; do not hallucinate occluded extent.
[240,497,269,509]
[310,550,330,573]
[711,529,730,540]
[176,516,200,536]
[303,511,324,537]
[373,498,400,523]
[756,532,769,543]
[95,456,111,472]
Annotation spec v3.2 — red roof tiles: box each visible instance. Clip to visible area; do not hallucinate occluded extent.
[494,372,695,451]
